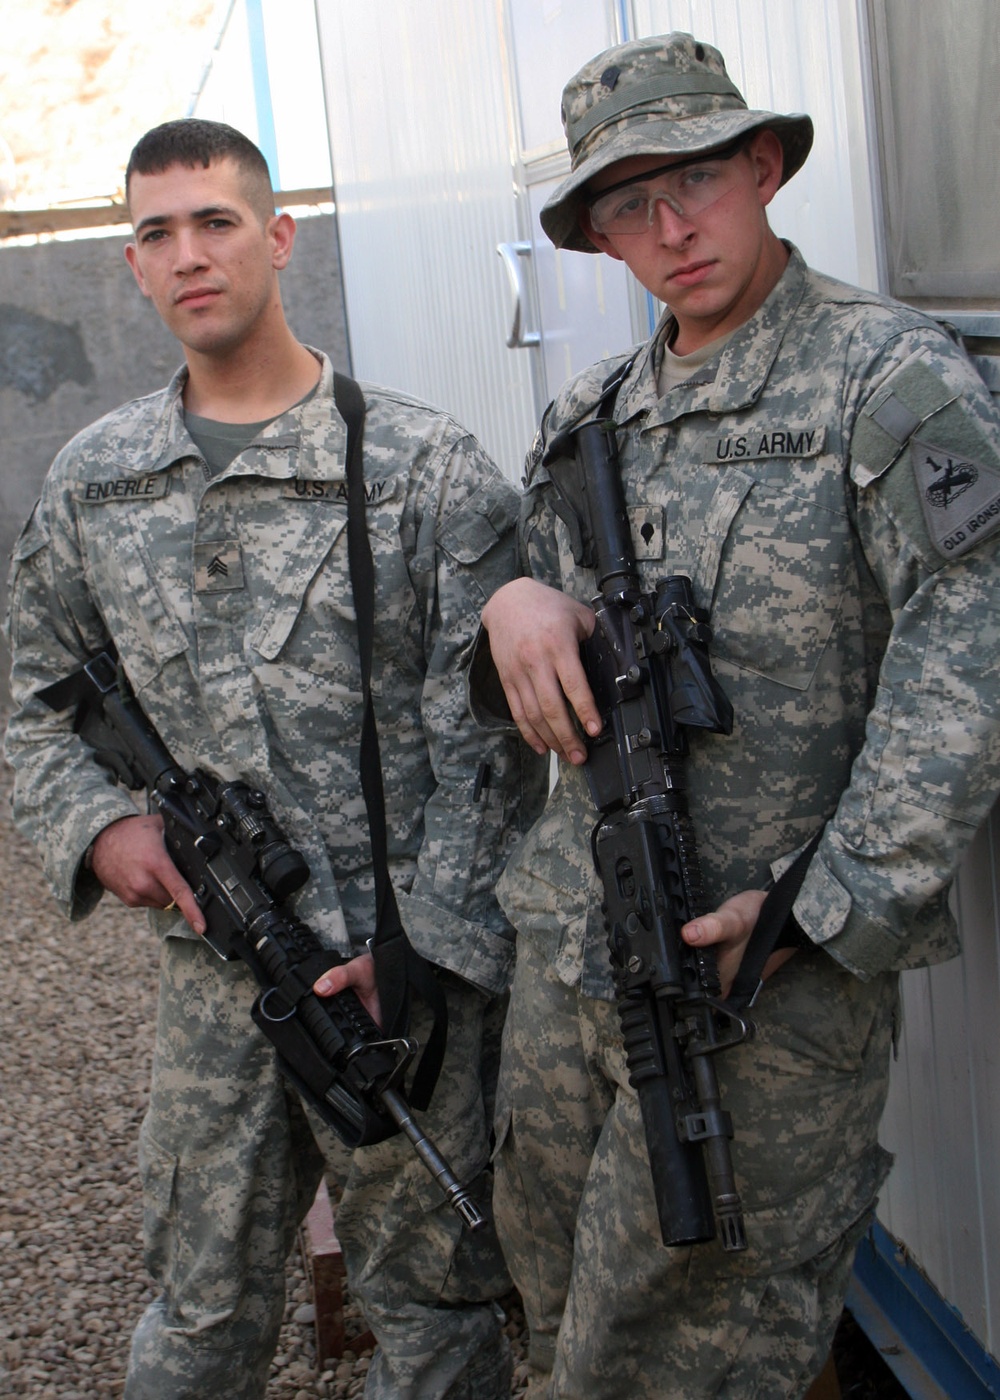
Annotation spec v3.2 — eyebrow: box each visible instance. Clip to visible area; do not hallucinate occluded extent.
[134,203,243,235]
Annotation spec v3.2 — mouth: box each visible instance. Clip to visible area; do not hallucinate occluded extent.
[668,260,715,287]
[174,287,221,308]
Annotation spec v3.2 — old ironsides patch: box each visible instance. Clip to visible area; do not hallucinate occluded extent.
[913,437,1000,559]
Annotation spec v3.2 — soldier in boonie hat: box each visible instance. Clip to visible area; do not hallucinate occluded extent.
[541,32,813,253]
[481,23,1000,1400]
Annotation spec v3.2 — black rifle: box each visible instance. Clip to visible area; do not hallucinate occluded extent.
[546,418,752,1251]
[40,650,485,1231]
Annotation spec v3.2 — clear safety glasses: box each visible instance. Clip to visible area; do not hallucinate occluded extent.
[586,138,750,235]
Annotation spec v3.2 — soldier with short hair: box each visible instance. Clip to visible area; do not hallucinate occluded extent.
[477,33,1000,1398]
[5,118,545,1399]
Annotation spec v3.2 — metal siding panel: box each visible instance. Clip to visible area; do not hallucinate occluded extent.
[880,969,945,1263]
[315,0,538,482]
[941,819,1000,1354]
[880,809,1000,1359]
[628,0,875,285]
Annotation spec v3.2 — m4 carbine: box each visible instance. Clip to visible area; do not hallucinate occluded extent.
[546,417,752,1252]
[40,651,485,1231]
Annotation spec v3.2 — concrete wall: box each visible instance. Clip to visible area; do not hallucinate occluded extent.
[0,213,350,703]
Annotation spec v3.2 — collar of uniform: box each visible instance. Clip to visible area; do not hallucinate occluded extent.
[620,243,810,429]
[284,349,346,480]
[138,350,345,482]
[211,349,345,482]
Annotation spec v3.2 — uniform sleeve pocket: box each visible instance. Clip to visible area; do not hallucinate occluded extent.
[439,485,518,566]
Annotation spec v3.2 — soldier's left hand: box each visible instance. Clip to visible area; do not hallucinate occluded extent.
[682,889,795,999]
[313,950,382,1026]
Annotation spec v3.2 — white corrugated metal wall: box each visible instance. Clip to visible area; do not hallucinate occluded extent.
[312,0,1000,1368]
[316,3,539,482]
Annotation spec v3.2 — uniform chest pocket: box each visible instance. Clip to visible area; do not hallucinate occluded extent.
[249,508,418,683]
[699,469,852,692]
[80,511,190,691]
[250,510,350,667]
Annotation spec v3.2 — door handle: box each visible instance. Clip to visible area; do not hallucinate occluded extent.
[496,241,540,348]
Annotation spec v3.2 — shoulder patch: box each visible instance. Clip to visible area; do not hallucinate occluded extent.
[852,355,958,486]
[913,438,1000,559]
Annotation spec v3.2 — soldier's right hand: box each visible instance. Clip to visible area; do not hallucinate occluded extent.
[90,814,206,934]
[481,578,601,765]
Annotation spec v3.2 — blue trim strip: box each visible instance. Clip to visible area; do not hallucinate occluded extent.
[644,290,659,337]
[245,0,281,192]
[847,1221,1000,1398]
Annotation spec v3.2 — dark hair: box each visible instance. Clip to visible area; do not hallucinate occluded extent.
[125,119,276,219]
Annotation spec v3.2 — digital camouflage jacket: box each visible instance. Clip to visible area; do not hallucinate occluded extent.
[491,248,1000,998]
[6,352,544,994]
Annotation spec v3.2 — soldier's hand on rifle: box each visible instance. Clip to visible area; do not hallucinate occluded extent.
[89,813,206,934]
[314,951,382,1027]
[682,889,795,999]
[482,578,602,765]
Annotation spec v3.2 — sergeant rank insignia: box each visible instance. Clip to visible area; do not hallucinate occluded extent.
[194,539,245,592]
[913,438,1000,560]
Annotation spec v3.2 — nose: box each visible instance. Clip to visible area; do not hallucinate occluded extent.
[649,194,695,246]
[173,228,209,275]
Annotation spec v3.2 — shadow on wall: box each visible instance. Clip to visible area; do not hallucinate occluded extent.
[0,214,351,708]
[0,305,95,402]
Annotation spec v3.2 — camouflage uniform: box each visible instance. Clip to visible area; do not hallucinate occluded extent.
[479,249,1000,1397]
[5,351,545,1399]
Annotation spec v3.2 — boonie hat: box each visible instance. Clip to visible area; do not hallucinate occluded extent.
[541,32,814,253]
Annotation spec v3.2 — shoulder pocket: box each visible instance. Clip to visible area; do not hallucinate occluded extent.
[439,485,518,566]
[10,502,48,566]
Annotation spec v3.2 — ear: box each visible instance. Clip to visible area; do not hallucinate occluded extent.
[124,241,151,298]
[269,211,297,270]
[578,206,624,261]
[747,128,785,208]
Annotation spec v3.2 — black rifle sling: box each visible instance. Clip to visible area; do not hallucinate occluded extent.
[333,371,447,1110]
[725,831,823,1012]
[583,360,823,1017]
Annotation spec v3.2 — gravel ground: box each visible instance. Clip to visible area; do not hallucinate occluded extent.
[0,742,903,1399]
[0,743,530,1400]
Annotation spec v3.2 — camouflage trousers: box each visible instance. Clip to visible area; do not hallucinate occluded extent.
[493,938,898,1399]
[125,934,513,1400]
